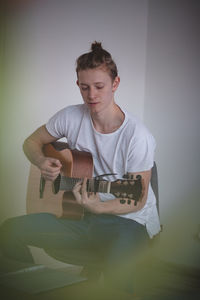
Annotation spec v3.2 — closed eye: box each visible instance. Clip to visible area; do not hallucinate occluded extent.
[81,86,88,91]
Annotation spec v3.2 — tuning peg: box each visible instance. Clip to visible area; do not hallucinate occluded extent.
[129,180,135,185]
[123,173,135,180]
[114,192,121,197]
[122,181,128,185]
[121,193,127,198]
[128,194,133,199]
[123,173,129,179]
[120,199,126,204]
[116,180,122,184]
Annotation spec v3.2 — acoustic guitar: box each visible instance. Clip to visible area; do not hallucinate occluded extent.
[26,141,144,220]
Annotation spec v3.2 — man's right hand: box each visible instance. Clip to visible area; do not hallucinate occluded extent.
[38,157,62,181]
[23,125,63,181]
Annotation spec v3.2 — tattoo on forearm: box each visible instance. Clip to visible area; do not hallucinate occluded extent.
[119,199,131,205]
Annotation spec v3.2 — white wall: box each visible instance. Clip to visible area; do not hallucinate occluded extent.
[144,0,200,267]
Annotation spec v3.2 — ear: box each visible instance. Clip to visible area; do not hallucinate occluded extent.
[76,80,79,87]
[112,76,120,92]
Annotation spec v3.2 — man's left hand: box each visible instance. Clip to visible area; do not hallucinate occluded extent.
[72,177,102,214]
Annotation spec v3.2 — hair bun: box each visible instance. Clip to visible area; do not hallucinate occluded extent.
[91,41,103,52]
[76,41,118,81]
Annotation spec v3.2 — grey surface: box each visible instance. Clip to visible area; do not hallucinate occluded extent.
[0,257,86,294]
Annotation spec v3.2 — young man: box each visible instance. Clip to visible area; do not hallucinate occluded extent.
[0,42,160,295]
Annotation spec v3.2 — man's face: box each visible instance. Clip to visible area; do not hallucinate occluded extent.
[77,68,119,115]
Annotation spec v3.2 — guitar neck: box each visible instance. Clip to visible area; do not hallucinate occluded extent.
[60,176,111,193]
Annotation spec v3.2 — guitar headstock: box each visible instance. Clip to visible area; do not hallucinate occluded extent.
[110,174,144,205]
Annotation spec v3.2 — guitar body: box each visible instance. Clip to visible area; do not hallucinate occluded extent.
[26,142,93,219]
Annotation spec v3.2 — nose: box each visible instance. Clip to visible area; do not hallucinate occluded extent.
[88,87,96,100]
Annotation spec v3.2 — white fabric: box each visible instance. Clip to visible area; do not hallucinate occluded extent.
[46,104,161,238]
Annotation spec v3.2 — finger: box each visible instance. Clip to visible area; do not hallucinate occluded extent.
[73,180,83,188]
[49,158,62,168]
[41,169,60,178]
[72,180,82,192]
[72,181,83,204]
[44,165,61,173]
[44,167,61,174]
[81,178,87,194]
[42,174,58,182]
[72,184,81,193]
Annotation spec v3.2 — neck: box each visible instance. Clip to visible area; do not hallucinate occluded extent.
[59,176,111,193]
[91,103,125,134]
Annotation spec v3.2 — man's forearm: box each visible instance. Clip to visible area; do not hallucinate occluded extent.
[99,196,146,215]
[23,138,45,167]
[23,125,58,167]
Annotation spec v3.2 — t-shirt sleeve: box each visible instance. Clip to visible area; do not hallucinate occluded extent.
[127,129,156,172]
[45,108,68,139]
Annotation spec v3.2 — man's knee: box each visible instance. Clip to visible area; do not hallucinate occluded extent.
[0,213,56,240]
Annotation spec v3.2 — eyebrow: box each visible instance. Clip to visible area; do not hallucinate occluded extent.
[79,82,104,86]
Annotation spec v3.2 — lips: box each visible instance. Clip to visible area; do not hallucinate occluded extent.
[88,102,99,105]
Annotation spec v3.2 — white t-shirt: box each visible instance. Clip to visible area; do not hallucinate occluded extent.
[46,104,161,238]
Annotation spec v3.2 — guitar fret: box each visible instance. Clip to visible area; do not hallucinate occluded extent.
[106,181,111,193]
[103,181,107,193]
[98,181,109,193]
[87,179,92,192]
[98,181,103,193]
[60,176,81,191]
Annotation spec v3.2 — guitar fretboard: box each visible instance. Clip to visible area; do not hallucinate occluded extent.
[60,176,111,193]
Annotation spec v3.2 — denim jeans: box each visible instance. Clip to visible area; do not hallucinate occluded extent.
[0,212,149,294]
